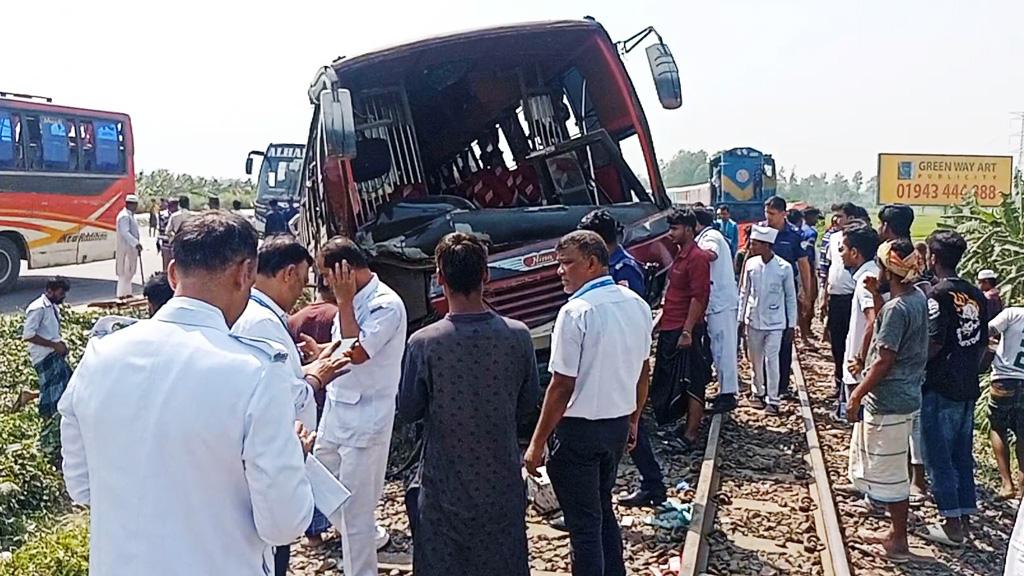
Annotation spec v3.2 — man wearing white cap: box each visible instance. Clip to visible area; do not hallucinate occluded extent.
[979,269,1004,319]
[737,225,797,414]
[115,194,142,298]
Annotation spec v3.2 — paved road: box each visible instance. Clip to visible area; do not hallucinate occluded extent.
[0,233,163,315]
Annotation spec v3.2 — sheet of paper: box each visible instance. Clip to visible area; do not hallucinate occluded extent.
[305,455,351,519]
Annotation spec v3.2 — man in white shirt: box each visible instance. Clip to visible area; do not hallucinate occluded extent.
[840,223,881,421]
[164,195,192,244]
[231,235,350,576]
[695,208,740,413]
[317,237,408,576]
[115,194,142,298]
[21,277,71,419]
[59,212,318,576]
[738,225,797,413]
[820,203,859,411]
[524,230,653,576]
[987,307,1024,500]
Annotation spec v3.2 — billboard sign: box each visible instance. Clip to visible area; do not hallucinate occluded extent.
[877,153,1012,207]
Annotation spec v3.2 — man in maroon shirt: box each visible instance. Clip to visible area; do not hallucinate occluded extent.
[650,208,713,447]
[289,281,339,344]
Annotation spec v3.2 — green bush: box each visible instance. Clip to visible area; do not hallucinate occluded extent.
[0,411,65,550]
[0,516,88,576]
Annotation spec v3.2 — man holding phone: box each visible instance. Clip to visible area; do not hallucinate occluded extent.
[316,237,408,576]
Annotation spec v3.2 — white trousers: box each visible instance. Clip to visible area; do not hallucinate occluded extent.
[114,250,137,298]
[748,327,782,405]
[314,429,391,576]
[707,308,739,395]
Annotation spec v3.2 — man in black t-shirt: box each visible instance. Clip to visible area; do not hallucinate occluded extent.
[920,230,988,547]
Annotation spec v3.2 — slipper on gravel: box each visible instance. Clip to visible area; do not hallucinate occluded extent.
[849,542,911,564]
[918,523,965,547]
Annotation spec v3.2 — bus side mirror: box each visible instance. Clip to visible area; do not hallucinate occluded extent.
[320,89,357,159]
[646,43,682,110]
[245,157,253,175]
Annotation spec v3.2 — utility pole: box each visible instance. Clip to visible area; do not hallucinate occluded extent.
[1013,112,1024,198]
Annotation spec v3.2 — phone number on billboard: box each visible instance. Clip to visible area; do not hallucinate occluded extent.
[894,182,1000,201]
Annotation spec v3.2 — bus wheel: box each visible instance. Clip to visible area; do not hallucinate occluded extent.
[0,236,21,294]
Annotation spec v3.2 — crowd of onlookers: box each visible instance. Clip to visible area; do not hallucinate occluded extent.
[16,192,1024,574]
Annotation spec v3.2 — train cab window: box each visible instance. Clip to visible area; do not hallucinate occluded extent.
[0,111,14,170]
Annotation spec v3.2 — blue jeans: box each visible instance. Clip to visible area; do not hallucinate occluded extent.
[630,418,665,494]
[920,390,977,518]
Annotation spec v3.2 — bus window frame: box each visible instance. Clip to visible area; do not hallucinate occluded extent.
[0,107,128,176]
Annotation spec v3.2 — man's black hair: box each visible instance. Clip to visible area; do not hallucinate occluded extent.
[556,230,610,268]
[666,207,697,228]
[878,204,915,238]
[803,207,822,219]
[843,223,880,262]
[232,199,242,210]
[764,196,787,212]
[171,211,258,274]
[927,229,968,271]
[717,204,731,214]
[787,209,804,226]
[837,202,859,217]
[694,208,715,228]
[435,232,489,296]
[321,236,370,270]
[258,235,314,277]
[45,276,70,292]
[888,238,916,260]
[143,272,174,310]
[269,199,279,208]
[578,209,622,246]
[178,195,190,210]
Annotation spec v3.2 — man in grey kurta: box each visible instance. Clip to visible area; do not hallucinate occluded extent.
[399,232,540,576]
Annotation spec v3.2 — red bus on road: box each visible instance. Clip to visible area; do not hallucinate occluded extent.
[0,93,134,292]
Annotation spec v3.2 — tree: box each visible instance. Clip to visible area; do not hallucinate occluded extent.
[661,149,710,187]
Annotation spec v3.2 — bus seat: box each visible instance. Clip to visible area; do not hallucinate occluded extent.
[395,183,427,200]
[512,165,542,205]
[467,168,517,208]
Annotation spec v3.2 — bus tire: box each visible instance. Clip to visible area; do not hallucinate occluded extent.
[0,236,22,294]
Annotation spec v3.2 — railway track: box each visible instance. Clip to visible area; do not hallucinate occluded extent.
[680,355,851,576]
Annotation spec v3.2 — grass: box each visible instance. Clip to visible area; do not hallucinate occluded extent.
[910,212,943,242]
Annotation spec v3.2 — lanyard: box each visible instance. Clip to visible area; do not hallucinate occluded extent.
[248,295,301,357]
[570,277,615,300]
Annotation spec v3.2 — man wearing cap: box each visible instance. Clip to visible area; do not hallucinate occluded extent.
[738,225,797,414]
[115,194,142,298]
[979,270,1004,319]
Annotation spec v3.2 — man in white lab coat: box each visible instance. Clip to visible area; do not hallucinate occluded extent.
[738,225,797,414]
[232,235,349,576]
[59,212,319,576]
[114,194,141,298]
[317,236,408,576]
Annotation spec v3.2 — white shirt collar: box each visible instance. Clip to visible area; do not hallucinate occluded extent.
[250,288,288,320]
[353,274,380,309]
[153,297,230,333]
[571,275,615,298]
[853,260,879,281]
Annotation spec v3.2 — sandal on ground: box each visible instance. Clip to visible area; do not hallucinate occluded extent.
[849,542,912,564]
[918,523,965,547]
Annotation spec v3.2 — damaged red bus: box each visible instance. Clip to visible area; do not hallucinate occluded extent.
[299,20,681,352]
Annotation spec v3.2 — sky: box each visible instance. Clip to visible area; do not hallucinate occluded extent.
[5,0,1022,182]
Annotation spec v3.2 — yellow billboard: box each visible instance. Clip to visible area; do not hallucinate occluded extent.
[877,153,1013,207]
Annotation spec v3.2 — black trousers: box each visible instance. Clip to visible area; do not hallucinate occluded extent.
[547,416,630,576]
[826,294,854,389]
[274,545,289,576]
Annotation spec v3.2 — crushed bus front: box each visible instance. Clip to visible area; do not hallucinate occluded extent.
[299,19,681,346]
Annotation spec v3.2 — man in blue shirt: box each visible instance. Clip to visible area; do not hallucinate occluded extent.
[716,205,739,257]
[577,209,665,508]
[264,199,290,236]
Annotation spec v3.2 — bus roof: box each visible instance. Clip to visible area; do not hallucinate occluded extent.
[330,19,607,75]
[0,96,130,121]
